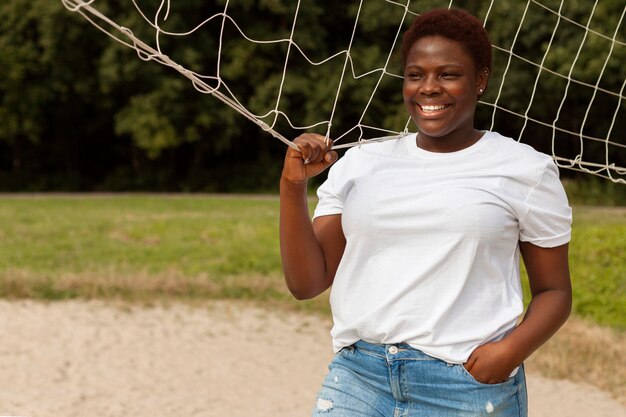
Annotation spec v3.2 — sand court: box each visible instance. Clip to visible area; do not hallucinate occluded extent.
[0,300,623,417]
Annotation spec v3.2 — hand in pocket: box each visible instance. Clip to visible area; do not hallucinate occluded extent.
[463,341,520,384]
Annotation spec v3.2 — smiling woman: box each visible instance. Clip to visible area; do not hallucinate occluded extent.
[403,35,488,152]
[401,7,491,153]
[279,8,573,417]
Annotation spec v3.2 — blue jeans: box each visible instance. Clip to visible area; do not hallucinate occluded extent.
[312,340,527,417]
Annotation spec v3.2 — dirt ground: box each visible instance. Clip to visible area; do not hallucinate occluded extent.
[0,300,624,417]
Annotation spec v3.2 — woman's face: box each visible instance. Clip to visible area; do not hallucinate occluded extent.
[403,35,488,150]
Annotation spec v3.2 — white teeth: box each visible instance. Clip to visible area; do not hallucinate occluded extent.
[421,104,448,112]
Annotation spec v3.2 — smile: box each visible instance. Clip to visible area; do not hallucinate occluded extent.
[419,104,451,113]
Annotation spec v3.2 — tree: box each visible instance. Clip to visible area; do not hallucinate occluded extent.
[0,0,623,190]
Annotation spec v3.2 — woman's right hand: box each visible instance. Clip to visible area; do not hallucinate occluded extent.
[281,133,338,184]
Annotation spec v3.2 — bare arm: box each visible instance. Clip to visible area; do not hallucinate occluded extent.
[464,242,571,384]
[280,134,346,300]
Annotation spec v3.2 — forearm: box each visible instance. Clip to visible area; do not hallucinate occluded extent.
[503,287,572,365]
[279,178,329,299]
[466,243,571,384]
[463,288,571,384]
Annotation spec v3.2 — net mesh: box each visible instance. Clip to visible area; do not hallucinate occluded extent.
[62,0,626,183]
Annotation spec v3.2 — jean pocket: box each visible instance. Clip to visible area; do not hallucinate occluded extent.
[457,364,519,387]
[337,345,356,357]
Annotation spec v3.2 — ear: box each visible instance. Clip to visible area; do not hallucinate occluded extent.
[476,67,490,96]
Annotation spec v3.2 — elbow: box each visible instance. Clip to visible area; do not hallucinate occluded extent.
[284,272,329,301]
[555,286,573,325]
[561,281,573,316]
[564,288,573,319]
[529,285,572,326]
[290,289,315,301]
[287,284,317,301]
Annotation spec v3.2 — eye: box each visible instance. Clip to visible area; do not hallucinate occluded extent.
[406,72,423,80]
[441,72,460,79]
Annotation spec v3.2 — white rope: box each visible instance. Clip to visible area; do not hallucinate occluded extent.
[578,5,625,180]
[550,0,598,171]
[325,0,364,141]
[268,0,302,131]
[483,0,496,27]
[530,0,626,46]
[61,0,625,183]
[489,0,532,133]
[518,0,563,144]
[352,0,411,144]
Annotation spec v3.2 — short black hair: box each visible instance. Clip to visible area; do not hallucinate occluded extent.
[401,8,492,75]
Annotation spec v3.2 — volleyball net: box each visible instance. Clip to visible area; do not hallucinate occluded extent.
[61,0,626,183]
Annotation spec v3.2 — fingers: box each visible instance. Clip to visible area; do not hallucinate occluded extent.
[293,133,333,165]
[324,150,338,164]
[463,353,477,372]
[463,344,515,384]
[282,133,337,184]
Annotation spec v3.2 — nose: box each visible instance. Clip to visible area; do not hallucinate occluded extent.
[420,75,441,95]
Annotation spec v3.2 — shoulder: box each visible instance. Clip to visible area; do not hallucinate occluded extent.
[486,132,552,162]
[484,131,556,183]
[324,134,412,181]
[339,133,414,161]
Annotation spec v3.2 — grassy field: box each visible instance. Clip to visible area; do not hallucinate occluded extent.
[0,194,624,400]
[0,195,291,305]
[0,194,623,328]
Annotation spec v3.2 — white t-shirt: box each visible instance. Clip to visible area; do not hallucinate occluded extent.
[313,131,572,364]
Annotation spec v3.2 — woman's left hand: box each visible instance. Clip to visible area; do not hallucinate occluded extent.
[463,340,520,384]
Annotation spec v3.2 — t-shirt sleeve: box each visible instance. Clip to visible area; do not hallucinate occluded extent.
[519,160,572,247]
[312,151,353,219]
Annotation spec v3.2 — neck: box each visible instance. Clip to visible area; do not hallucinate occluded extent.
[416,129,484,153]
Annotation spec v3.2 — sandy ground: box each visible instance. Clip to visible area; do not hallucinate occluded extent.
[0,300,624,417]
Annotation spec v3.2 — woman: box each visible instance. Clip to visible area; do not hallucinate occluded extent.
[280,8,572,417]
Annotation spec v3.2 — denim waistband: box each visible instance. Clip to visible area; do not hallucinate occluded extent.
[352,340,439,361]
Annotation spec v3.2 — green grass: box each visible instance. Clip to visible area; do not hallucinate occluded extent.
[563,178,626,206]
[0,195,293,304]
[519,205,626,330]
[0,195,281,275]
[552,207,624,329]
[0,195,623,328]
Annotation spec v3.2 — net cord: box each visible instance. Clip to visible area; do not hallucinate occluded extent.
[61,0,626,182]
